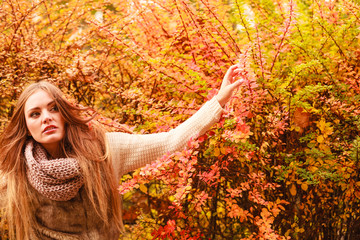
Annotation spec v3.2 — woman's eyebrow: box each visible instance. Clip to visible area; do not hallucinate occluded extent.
[26,100,55,113]
[47,100,56,106]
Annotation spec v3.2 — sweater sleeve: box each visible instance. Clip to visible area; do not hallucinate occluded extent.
[106,97,223,180]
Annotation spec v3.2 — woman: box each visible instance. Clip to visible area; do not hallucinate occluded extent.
[0,65,243,240]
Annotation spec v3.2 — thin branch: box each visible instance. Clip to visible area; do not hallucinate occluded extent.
[174,0,197,64]
[8,0,44,49]
[235,0,252,42]
[317,21,347,61]
[199,0,241,54]
[270,0,294,73]
[59,0,80,50]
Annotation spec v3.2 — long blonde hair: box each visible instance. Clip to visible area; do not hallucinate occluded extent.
[0,81,122,239]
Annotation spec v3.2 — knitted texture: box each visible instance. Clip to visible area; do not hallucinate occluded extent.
[24,140,84,201]
[107,97,224,179]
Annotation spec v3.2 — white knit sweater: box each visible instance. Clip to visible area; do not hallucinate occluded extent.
[0,97,223,240]
[108,97,223,181]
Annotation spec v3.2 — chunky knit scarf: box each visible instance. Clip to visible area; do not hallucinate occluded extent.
[24,140,84,201]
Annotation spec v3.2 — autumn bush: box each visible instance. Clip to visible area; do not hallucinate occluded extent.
[1,0,360,239]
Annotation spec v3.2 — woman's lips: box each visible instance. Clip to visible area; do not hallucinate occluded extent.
[43,126,57,134]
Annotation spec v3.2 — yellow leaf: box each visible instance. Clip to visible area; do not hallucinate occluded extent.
[290,184,297,196]
[297,227,305,233]
[214,148,220,157]
[139,184,148,193]
[344,174,351,179]
[317,118,327,132]
[323,126,333,136]
[317,135,324,143]
[301,183,308,191]
[317,119,333,136]
[169,195,175,202]
[220,146,227,155]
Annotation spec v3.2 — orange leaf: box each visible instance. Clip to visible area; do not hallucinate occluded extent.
[290,184,297,196]
[301,183,308,191]
[294,107,311,130]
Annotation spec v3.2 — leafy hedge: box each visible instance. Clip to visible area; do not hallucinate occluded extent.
[1,0,360,239]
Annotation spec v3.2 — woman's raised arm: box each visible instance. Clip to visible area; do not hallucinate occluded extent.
[107,65,244,179]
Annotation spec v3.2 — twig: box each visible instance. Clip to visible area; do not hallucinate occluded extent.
[270,0,294,73]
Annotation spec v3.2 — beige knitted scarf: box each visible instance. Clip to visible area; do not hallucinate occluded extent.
[24,140,84,201]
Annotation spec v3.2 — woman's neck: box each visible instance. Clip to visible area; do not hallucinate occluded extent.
[42,144,65,159]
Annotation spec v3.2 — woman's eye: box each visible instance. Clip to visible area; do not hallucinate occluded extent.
[50,106,59,112]
[30,112,40,118]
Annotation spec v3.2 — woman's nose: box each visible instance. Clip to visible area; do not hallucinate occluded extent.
[42,111,53,124]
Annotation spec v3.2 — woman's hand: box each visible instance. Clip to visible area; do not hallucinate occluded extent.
[215,64,245,107]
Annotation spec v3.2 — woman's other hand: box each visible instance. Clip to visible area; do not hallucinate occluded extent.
[215,64,245,107]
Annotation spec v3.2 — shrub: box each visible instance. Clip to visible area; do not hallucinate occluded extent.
[1,0,360,239]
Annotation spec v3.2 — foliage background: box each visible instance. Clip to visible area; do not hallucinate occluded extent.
[1,0,360,239]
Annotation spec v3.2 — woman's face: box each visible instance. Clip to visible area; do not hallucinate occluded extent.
[24,89,65,157]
